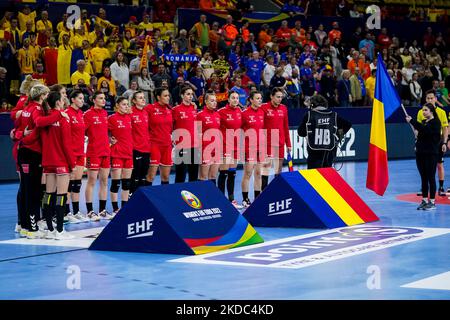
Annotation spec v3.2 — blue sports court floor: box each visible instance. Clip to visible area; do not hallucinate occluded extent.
[0,159,449,300]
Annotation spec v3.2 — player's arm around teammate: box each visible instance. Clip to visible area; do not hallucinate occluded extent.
[108,97,133,216]
[40,91,76,240]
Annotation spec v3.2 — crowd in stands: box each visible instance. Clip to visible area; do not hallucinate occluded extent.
[0,0,449,113]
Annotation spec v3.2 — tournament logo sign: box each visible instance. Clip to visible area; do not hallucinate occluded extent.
[181,190,202,209]
[90,181,264,255]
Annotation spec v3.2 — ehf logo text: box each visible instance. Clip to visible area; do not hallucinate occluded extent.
[127,218,154,239]
[268,198,292,216]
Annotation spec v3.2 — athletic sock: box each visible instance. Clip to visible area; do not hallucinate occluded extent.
[227,169,236,201]
[242,192,249,202]
[121,200,127,208]
[161,181,169,185]
[218,170,227,194]
[65,203,71,215]
[112,201,119,211]
[99,200,106,212]
[55,194,67,233]
[254,190,261,199]
[439,180,444,189]
[261,175,269,191]
[72,201,79,214]
[43,192,56,231]
[86,202,93,213]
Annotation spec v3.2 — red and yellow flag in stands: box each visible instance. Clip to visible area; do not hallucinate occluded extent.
[366,53,401,196]
[140,36,151,71]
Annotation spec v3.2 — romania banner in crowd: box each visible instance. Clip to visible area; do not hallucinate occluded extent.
[366,54,401,196]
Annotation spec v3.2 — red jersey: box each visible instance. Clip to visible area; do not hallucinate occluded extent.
[66,106,85,157]
[41,110,75,170]
[108,112,133,159]
[145,102,173,147]
[172,103,198,149]
[83,107,110,157]
[197,107,221,149]
[242,107,265,150]
[261,102,291,148]
[131,106,151,153]
[11,95,28,122]
[218,104,242,150]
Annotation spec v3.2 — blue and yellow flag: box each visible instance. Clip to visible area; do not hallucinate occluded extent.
[366,53,401,196]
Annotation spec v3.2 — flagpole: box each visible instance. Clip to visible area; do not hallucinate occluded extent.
[400,103,417,136]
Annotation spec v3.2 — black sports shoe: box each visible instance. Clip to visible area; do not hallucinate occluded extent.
[416,190,422,196]
[417,200,427,210]
[423,202,436,211]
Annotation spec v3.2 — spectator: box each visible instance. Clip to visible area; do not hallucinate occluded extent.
[98,79,115,111]
[283,56,300,79]
[123,80,139,101]
[319,67,336,107]
[423,27,435,51]
[270,67,287,90]
[97,66,117,97]
[71,59,91,86]
[137,67,155,103]
[189,67,206,101]
[349,4,362,18]
[300,58,316,97]
[286,69,302,108]
[152,63,172,89]
[18,5,36,32]
[336,0,349,17]
[8,18,21,50]
[189,15,210,53]
[430,59,442,81]
[350,67,363,106]
[409,72,422,108]
[365,68,376,104]
[32,62,48,85]
[91,38,111,76]
[258,24,271,49]
[36,11,52,48]
[262,55,276,97]
[436,80,449,107]
[275,20,292,52]
[0,67,9,101]
[328,21,342,46]
[221,15,239,47]
[378,28,392,51]
[17,38,34,80]
[246,51,264,90]
[359,32,375,61]
[337,69,352,107]
[400,60,414,105]
[230,76,247,108]
[314,24,327,48]
[110,52,130,90]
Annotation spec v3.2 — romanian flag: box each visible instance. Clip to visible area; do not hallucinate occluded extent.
[287,151,294,172]
[366,53,401,196]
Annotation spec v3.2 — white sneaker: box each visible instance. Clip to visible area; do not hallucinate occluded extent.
[27,230,46,239]
[45,229,57,239]
[66,213,80,224]
[15,224,22,233]
[55,230,75,240]
[63,216,69,224]
[37,220,48,231]
[74,212,90,223]
[99,210,113,220]
[87,211,101,222]
[231,200,244,210]
[19,229,28,238]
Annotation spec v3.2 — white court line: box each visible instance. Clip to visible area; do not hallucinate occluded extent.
[402,271,450,291]
[0,227,104,248]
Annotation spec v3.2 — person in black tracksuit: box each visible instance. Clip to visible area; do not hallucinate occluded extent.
[297,94,352,169]
[406,103,442,210]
